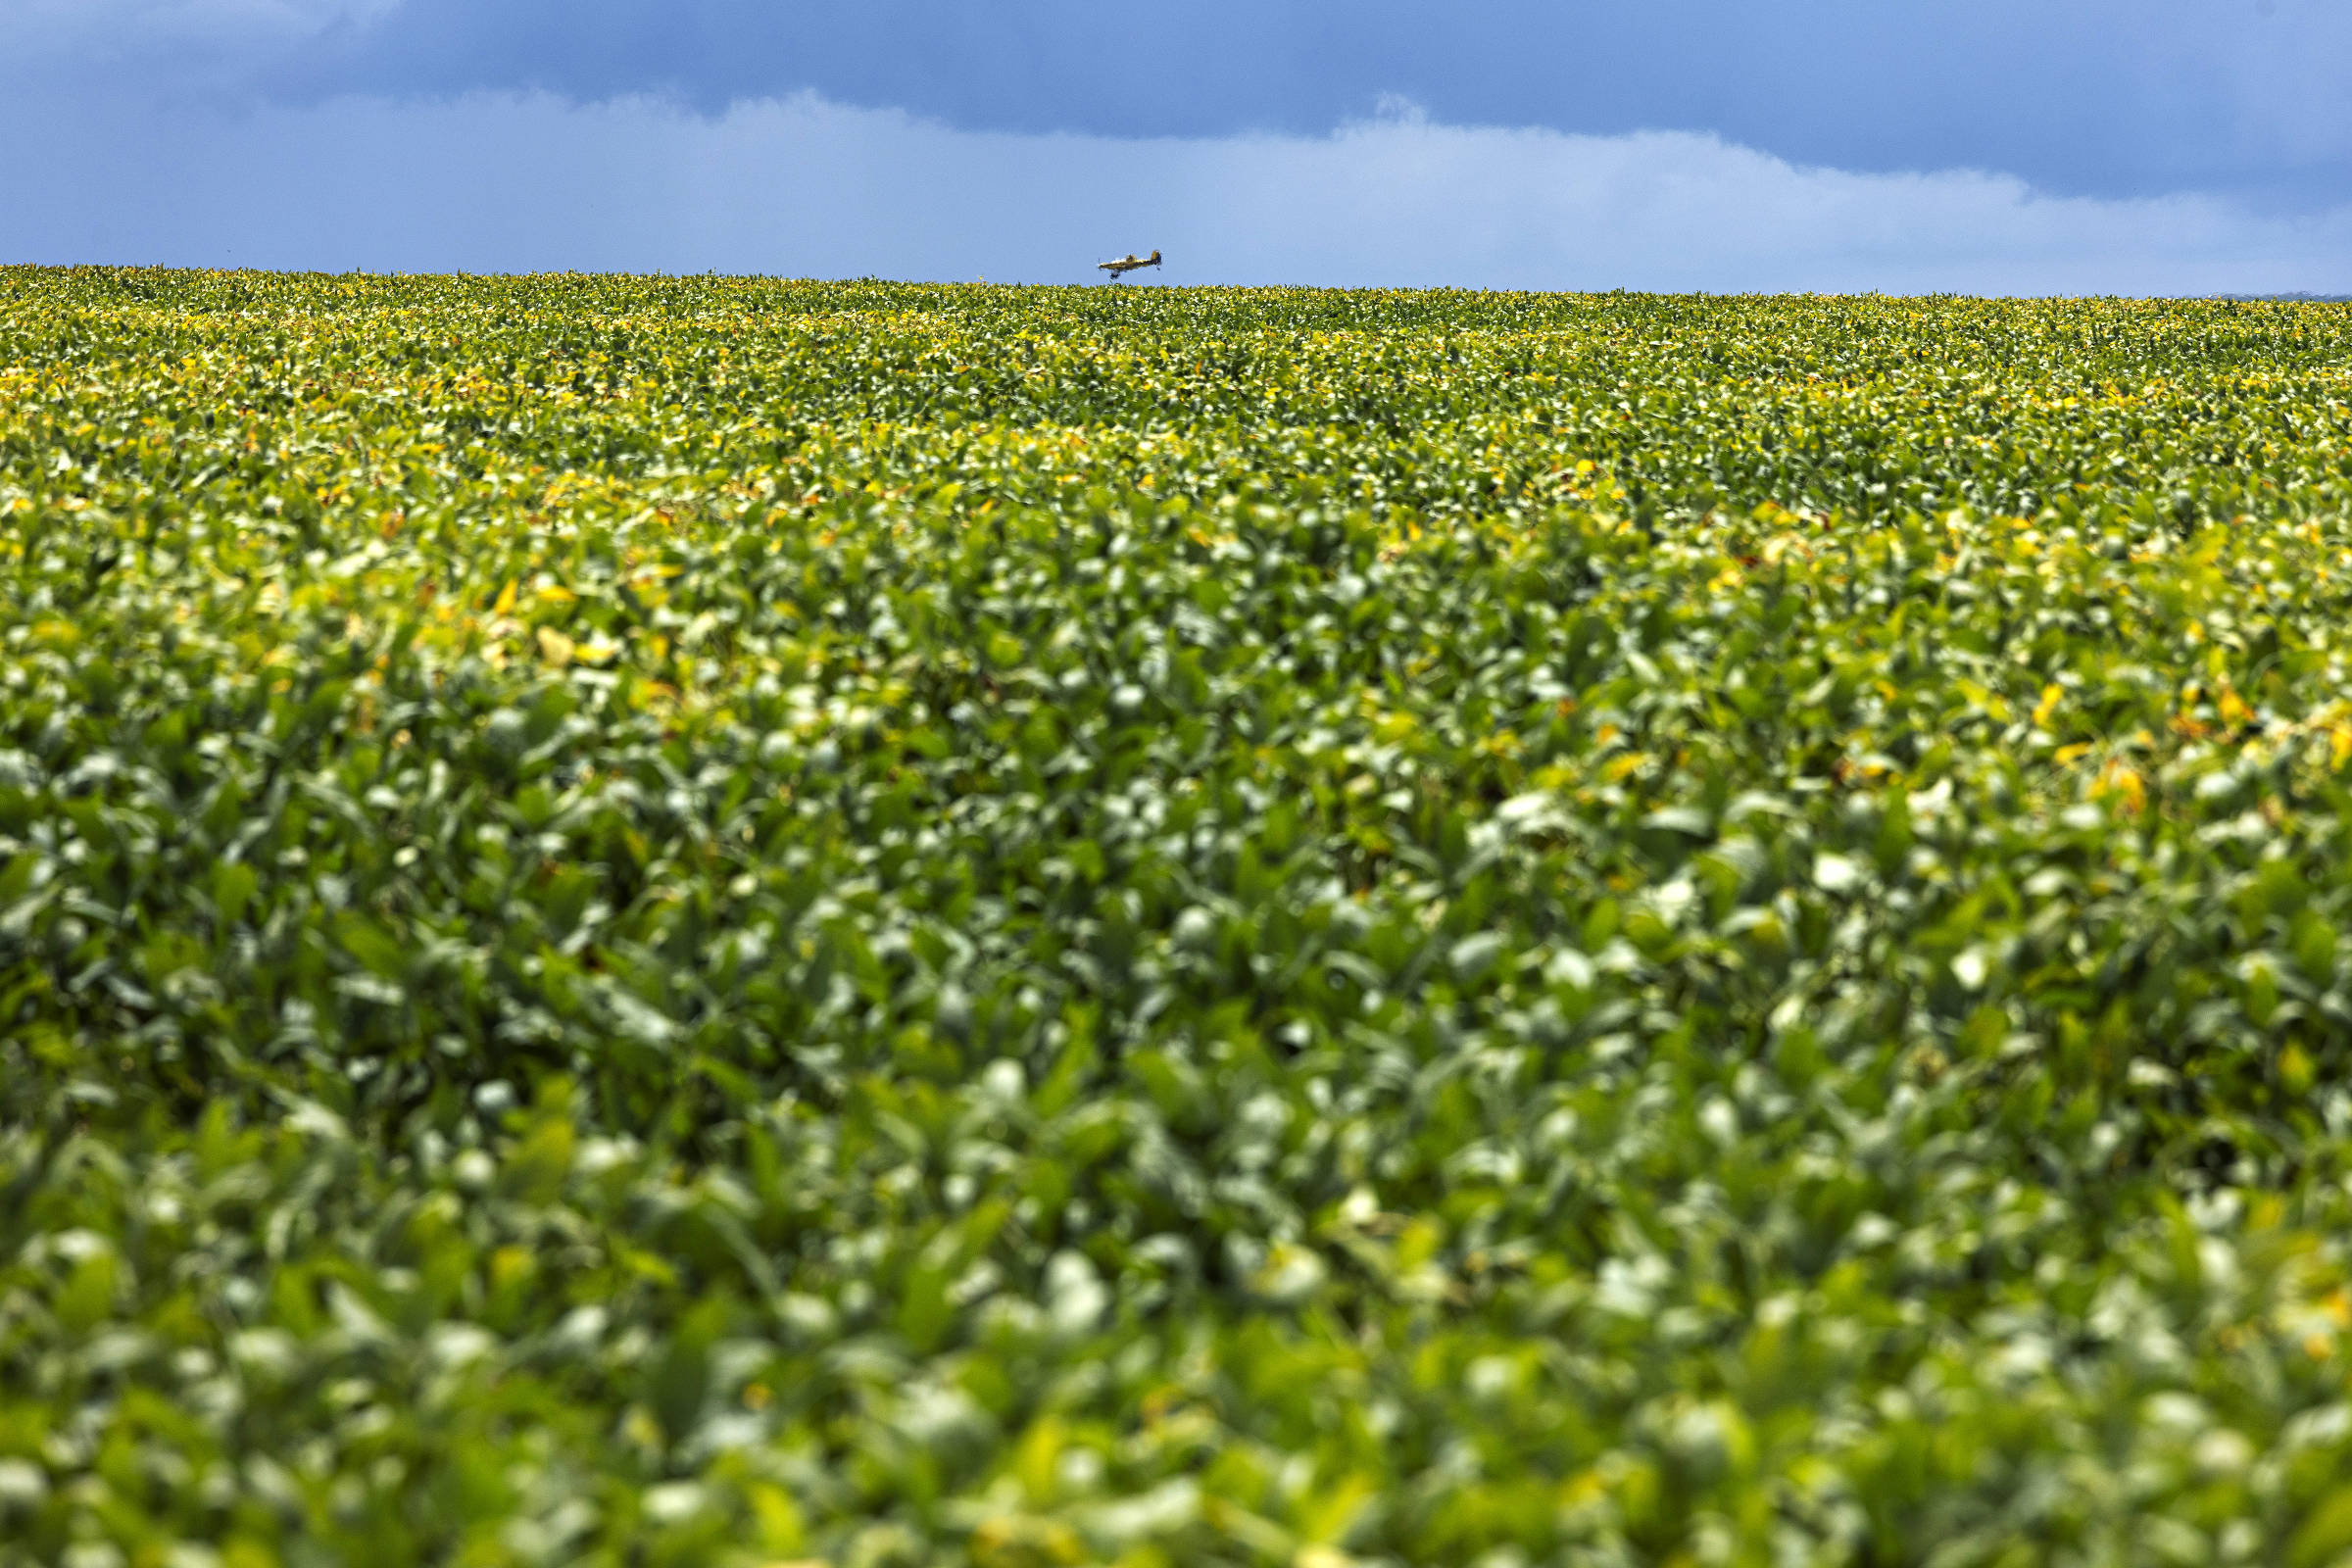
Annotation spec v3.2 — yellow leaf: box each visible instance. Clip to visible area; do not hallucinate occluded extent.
[1602,753,1647,783]
[2032,683,2063,728]
[1014,1415,1064,1503]
[746,1483,807,1556]
[491,579,518,615]
[536,626,575,667]
[2092,761,2146,815]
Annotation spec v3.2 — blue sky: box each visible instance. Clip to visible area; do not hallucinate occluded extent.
[4,0,2348,290]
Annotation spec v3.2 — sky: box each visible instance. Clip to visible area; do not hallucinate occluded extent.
[3,0,2348,292]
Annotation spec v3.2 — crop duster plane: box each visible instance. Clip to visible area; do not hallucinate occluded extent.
[1097,250,1161,280]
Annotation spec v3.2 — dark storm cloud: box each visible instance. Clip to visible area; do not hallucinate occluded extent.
[254,0,2352,207]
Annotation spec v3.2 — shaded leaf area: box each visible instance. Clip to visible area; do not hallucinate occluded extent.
[5,268,2352,1565]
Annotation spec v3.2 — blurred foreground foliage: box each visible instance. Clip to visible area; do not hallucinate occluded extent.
[6,268,2352,1566]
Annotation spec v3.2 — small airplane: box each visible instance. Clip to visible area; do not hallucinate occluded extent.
[1097,249,1161,281]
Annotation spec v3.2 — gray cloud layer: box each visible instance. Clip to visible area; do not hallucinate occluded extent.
[6,0,2348,206]
[6,90,2348,293]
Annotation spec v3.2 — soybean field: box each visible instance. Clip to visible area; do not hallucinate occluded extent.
[7,268,2352,1567]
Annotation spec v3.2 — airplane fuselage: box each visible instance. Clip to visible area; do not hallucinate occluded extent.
[1098,251,1162,280]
